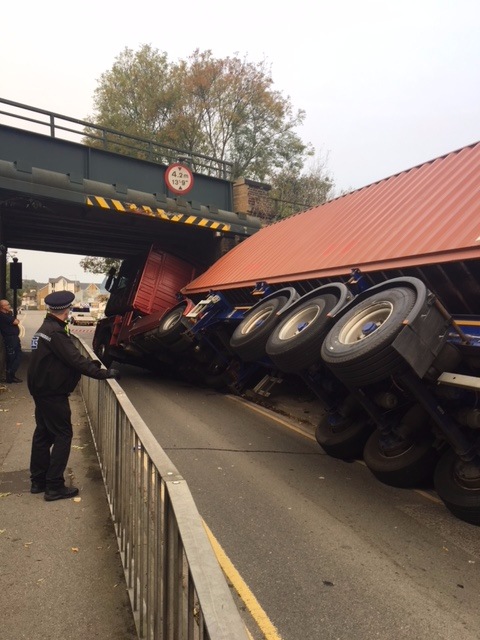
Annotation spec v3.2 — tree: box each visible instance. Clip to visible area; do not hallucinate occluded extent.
[80,46,334,276]
[173,50,311,181]
[269,154,334,219]
[85,45,180,149]
[85,45,313,183]
[79,256,121,276]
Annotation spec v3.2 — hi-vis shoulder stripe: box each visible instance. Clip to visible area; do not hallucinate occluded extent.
[86,196,231,232]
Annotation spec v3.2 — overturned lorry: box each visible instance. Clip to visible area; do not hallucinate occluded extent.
[94,141,480,525]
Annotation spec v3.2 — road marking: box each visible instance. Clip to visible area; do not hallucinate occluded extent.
[202,521,283,640]
[227,396,445,507]
[414,489,443,504]
[227,394,316,441]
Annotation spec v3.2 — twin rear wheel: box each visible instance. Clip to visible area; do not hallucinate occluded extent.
[320,287,417,386]
[363,429,439,488]
[232,285,418,383]
[434,450,480,525]
[266,294,339,373]
[230,296,289,362]
[230,291,343,372]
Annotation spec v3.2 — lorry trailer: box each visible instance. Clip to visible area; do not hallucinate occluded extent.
[94,141,480,525]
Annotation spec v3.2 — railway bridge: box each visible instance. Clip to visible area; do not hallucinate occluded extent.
[0,98,261,296]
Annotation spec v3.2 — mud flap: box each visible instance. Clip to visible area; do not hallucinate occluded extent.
[392,303,451,379]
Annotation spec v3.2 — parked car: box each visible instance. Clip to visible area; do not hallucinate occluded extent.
[69,306,96,326]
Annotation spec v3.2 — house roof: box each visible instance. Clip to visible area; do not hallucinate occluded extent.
[183,141,480,294]
[35,277,107,294]
[49,276,77,284]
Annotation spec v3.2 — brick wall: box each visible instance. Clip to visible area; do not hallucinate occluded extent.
[233,178,275,222]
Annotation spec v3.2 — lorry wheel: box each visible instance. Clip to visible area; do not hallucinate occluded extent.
[315,413,374,460]
[155,305,187,346]
[181,360,230,390]
[434,449,480,525]
[321,287,417,386]
[266,294,338,373]
[363,430,438,488]
[230,296,288,362]
[94,331,114,368]
[203,369,231,390]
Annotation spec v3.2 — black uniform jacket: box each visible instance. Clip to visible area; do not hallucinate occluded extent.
[28,314,111,397]
[0,311,20,347]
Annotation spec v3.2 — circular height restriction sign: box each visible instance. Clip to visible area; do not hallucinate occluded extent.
[165,163,194,195]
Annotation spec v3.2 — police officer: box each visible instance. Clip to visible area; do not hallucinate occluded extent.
[28,291,119,501]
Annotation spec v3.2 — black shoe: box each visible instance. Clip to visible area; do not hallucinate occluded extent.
[44,486,79,501]
[11,376,22,383]
[30,482,46,494]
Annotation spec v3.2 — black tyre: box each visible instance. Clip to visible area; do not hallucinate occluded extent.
[155,305,187,346]
[202,368,231,390]
[176,359,230,390]
[94,331,114,368]
[434,449,480,525]
[321,287,417,386]
[230,296,288,362]
[315,413,374,459]
[363,430,439,488]
[266,294,338,373]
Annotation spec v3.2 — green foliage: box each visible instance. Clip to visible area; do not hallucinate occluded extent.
[85,45,178,145]
[79,256,121,276]
[269,155,335,219]
[85,45,315,184]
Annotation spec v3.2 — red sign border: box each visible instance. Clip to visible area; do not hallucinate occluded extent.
[165,163,194,196]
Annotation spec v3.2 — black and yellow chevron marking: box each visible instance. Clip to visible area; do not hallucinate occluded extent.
[86,195,231,232]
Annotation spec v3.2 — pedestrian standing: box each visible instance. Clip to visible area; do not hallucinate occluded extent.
[28,291,119,501]
[0,299,22,383]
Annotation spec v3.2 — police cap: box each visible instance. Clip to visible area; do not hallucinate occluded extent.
[45,290,75,310]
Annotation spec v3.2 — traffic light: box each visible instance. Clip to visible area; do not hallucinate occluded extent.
[9,259,23,290]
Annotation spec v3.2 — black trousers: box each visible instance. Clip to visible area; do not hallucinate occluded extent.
[30,395,73,490]
[4,337,21,380]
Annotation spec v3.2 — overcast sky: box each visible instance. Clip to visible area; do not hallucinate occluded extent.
[2,0,479,282]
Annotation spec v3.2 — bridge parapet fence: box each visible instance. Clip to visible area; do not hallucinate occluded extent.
[0,97,233,180]
[74,337,248,640]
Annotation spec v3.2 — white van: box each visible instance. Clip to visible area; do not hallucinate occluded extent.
[69,306,96,326]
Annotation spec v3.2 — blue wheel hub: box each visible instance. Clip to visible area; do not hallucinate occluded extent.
[362,321,377,336]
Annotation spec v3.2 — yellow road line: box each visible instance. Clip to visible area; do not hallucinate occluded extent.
[227,395,316,442]
[227,396,444,506]
[202,521,283,640]
[414,489,443,504]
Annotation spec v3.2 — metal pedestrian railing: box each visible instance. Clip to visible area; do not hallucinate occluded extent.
[0,97,233,180]
[75,337,249,640]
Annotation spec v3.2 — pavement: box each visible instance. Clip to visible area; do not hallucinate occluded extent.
[0,354,138,640]
[0,343,324,640]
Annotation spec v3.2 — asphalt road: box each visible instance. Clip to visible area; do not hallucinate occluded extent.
[117,369,480,640]
[20,311,480,640]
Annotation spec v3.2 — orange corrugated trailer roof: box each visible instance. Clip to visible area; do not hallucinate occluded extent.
[183,142,480,295]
